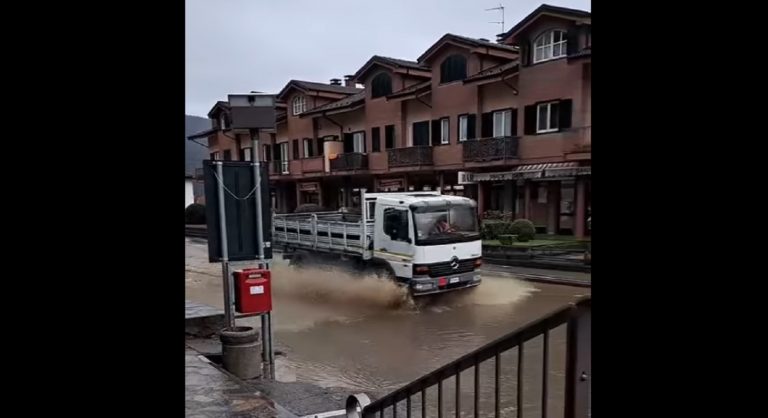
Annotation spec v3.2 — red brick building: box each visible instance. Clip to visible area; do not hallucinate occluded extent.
[193,4,591,237]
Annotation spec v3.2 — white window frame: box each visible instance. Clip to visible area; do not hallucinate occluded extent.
[536,102,559,133]
[303,138,312,158]
[279,142,289,174]
[243,147,252,161]
[493,110,513,137]
[533,30,567,63]
[352,132,365,153]
[292,96,306,115]
[440,118,449,145]
[212,152,221,161]
[219,115,227,130]
[458,115,468,142]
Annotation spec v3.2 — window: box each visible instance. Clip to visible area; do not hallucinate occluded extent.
[263,144,271,162]
[533,30,567,63]
[242,147,252,161]
[292,139,300,159]
[372,127,381,152]
[303,138,314,158]
[292,96,306,115]
[537,102,560,133]
[316,137,325,156]
[440,118,449,144]
[279,143,289,174]
[223,150,232,161]
[493,110,513,137]
[210,152,221,160]
[459,115,468,141]
[352,132,365,153]
[383,207,410,242]
[440,54,467,83]
[385,125,395,149]
[371,73,392,98]
[219,114,227,130]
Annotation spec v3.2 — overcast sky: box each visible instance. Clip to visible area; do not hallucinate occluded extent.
[185,0,590,117]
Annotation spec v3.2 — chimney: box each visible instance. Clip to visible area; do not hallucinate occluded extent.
[344,75,355,87]
[329,78,342,86]
[496,34,504,43]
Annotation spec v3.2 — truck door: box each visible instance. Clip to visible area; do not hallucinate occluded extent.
[376,206,414,279]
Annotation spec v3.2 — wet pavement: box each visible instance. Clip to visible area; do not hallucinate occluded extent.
[185,348,296,417]
[186,238,590,417]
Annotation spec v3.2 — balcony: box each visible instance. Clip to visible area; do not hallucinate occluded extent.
[462,136,519,162]
[388,146,433,168]
[300,156,324,173]
[330,152,368,171]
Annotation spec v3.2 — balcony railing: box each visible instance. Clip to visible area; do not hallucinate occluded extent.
[462,136,519,162]
[330,152,368,171]
[272,160,289,175]
[388,146,433,168]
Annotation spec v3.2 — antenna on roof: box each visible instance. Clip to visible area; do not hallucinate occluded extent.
[485,3,505,34]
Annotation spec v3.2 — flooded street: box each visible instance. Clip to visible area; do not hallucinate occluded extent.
[186,238,589,416]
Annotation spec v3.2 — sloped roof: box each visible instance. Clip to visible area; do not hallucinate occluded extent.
[463,60,519,83]
[418,33,518,62]
[277,79,362,99]
[300,91,366,117]
[498,4,591,43]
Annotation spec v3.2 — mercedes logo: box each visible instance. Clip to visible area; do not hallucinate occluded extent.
[450,256,460,269]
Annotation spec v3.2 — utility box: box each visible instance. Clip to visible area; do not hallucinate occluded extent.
[233,269,272,314]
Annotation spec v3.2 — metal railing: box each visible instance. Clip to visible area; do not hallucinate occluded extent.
[330,152,369,171]
[462,136,519,162]
[388,146,433,167]
[349,296,591,418]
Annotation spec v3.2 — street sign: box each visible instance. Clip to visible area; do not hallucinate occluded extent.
[203,161,272,262]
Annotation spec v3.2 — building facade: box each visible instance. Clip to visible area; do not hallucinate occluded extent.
[192,4,591,237]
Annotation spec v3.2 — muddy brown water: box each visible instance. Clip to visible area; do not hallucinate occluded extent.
[186,239,589,417]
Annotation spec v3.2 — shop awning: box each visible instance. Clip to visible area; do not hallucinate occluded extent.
[468,162,590,182]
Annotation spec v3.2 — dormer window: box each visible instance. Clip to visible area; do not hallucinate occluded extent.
[533,29,567,63]
[440,54,467,84]
[292,96,306,115]
[371,72,392,98]
[219,114,228,130]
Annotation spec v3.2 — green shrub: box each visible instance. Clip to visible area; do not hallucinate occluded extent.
[481,220,514,240]
[482,211,514,222]
[498,234,518,246]
[185,203,206,225]
[509,219,536,242]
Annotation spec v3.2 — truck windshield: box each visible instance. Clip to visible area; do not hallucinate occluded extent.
[413,205,479,245]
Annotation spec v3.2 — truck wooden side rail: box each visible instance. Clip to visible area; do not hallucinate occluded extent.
[272,211,374,260]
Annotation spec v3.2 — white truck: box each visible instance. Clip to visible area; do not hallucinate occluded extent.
[272,190,483,296]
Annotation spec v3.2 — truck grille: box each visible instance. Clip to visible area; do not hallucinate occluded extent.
[428,258,476,278]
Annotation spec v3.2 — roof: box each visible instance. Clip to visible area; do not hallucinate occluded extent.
[185,115,212,177]
[300,91,366,117]
[498,4,591,43]
[417,33,518,63]
[277,79,362,100]
[386,80,431,100]
[463,60,519,83]
[206,101,230,118]
[352,55,430,81]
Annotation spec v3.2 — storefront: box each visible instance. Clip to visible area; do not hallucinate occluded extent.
[464,162,591,237]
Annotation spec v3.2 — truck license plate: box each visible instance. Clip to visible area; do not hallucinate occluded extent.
[449,277,460,284]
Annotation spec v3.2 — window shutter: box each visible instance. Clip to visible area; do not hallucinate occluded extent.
[372,127,381,152]
[481,112,493,138]
[524,105,537,135]
[510,108,518,136]
[558,99,573,130]
[385,125,395,149]
[316,137,324,156]
[467,114,477,139]
[343,133,354,153]
[292,139,299,159]
[273,144,281,161]
[306,138,314,157]
[431,119,441,145]
[521,38,531,67]
[264,144,271,161]
[566,26,579,56]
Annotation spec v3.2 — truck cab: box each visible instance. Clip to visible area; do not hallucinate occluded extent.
[366,192,482,295]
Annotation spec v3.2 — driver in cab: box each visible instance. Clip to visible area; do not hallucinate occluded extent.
[430,214,455,235]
